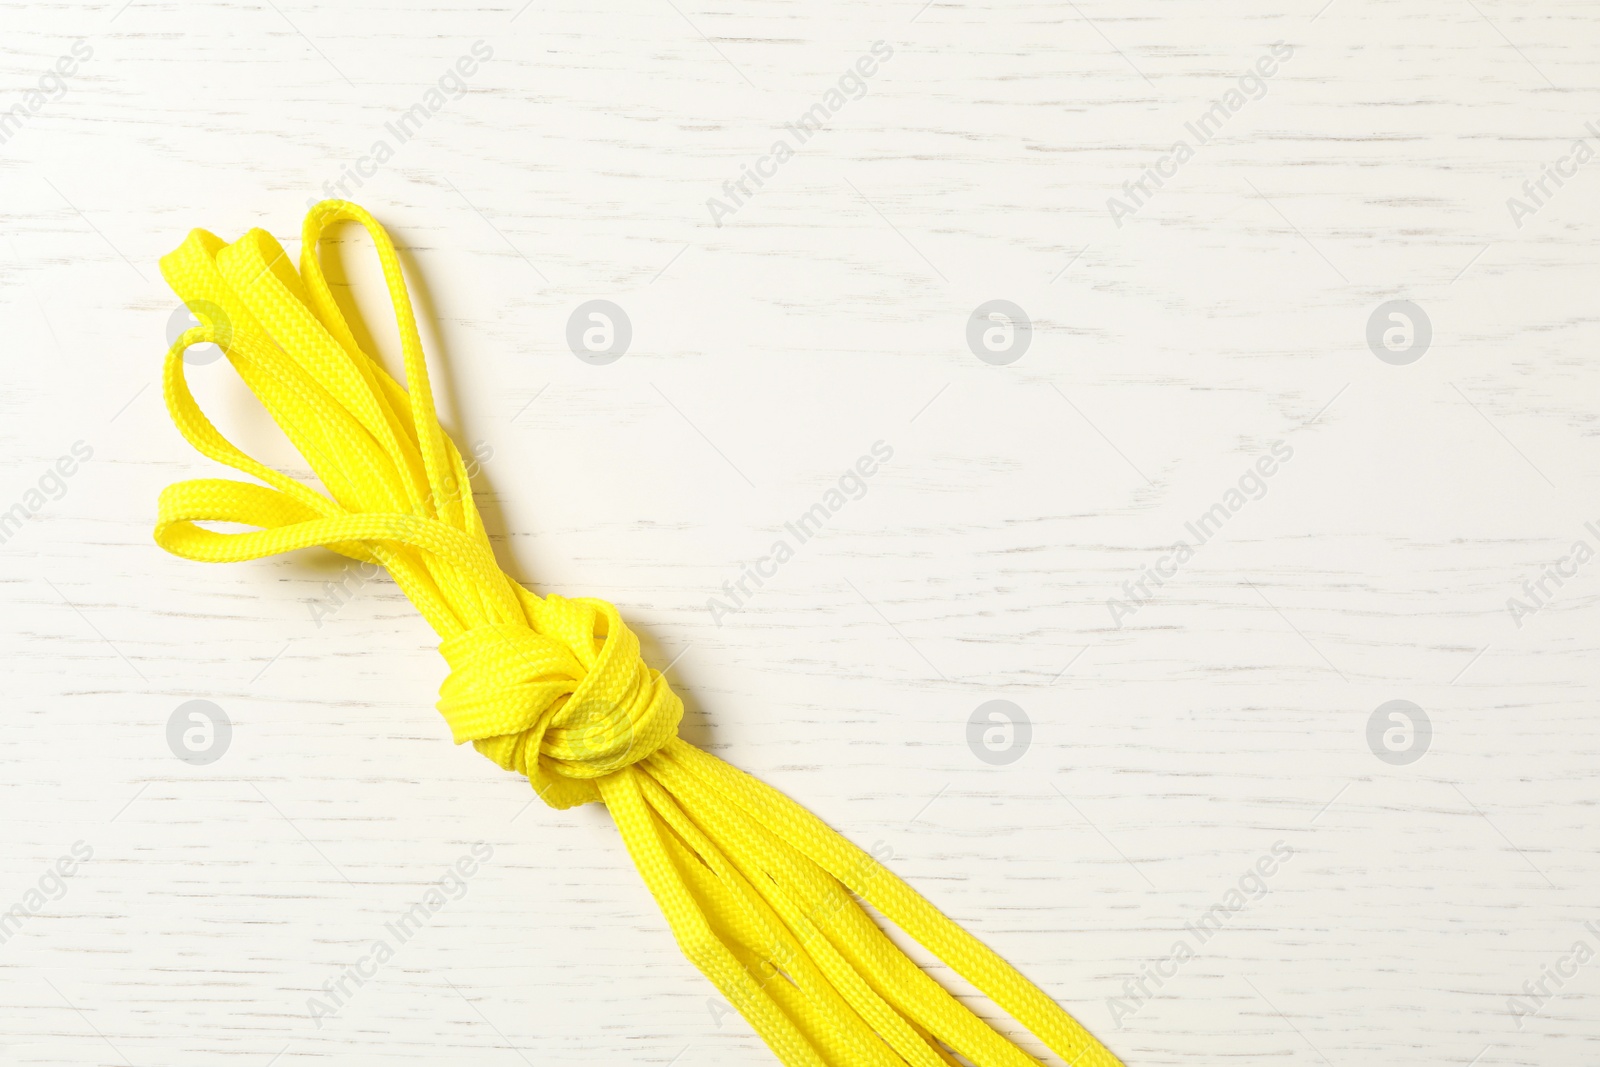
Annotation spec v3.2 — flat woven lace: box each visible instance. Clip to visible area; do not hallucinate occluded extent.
[152,199,1124,1067]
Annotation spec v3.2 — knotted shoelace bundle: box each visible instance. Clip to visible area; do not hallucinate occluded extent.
[152,200,1123,1067]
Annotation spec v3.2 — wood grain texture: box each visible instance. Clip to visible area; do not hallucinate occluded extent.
[2,1,1598,1064]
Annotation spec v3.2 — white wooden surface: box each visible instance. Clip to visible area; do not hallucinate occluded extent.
[3,1,1599,1064]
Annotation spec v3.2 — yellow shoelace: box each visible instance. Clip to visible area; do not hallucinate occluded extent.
[153,200,1124,1067]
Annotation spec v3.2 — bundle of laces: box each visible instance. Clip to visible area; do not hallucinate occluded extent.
[153,200,1123,1067]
